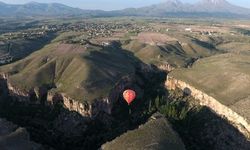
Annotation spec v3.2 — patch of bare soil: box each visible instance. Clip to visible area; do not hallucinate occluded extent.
[55,43,86,54]
[137,32,177,45]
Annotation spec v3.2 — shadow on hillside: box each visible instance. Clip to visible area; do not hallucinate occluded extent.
[1,32,57,66]
[192,38,217,50]
[0,42,168,150]
[0,70,167,150]
[80,41,144,90]
[178,106,250,150]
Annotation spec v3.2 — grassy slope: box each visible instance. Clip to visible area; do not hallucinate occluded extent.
[122,34,219,67]
[214,33,250,53]
[101,113,185,150]
[0,33,139,102]
[170,52,250,121]
[167,29,250,120]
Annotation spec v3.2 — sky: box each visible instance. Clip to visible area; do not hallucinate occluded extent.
[1,0,250,10]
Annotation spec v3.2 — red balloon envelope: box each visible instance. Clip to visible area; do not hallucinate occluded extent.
[123,89,136,105]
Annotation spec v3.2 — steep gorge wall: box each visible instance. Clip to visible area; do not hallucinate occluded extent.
[0,74,29,102]
[0,64,163,118]
[0,73,112,117]
[166,75,250,138]
[47,92,114,117]
[0,74,142,118]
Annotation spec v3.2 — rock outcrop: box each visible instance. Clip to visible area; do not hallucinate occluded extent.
[166,75,250,138]
[101,112,186,150]
[0,74,30,102]
[0,118,43,150]
[158,63,174,72]
[0,74,9,100]
[0,64,165,118]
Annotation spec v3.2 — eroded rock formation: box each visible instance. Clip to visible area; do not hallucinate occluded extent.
[166,75,250,138]
[0,64,166,119]
[158,63,175,72]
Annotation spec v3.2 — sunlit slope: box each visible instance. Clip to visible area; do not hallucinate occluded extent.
[170,52,250,121]
[101,113,185,150]
[122,33,219,67]
[204,31,250,53]
[0,41,139,102]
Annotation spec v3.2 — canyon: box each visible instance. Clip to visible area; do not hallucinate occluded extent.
[1,3,250,149]
[0,63,169,150]
[166,75,250,138]
[0,63,166,118]
[2,63,250,138]
[1,64,250,149]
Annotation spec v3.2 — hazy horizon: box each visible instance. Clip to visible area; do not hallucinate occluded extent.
[1,0,250,10]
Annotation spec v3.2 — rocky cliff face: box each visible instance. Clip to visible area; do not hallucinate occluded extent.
[0,64,165,118]
[0,74,30,102]
[0,74,9,100]
[158,63,174,72]
[0,64,167,149]
[166,75,250,138]
[0,73,116,117]
[0,73,111,117]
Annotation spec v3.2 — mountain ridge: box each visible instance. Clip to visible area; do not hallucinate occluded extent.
[0,0,249,18]
[0,1,86,17]
[117,0,250,17]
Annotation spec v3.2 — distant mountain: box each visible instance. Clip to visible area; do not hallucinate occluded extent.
[0,1,90,17]
[114,0,250,18]
[194,0,250,14]
[0,0,249,18]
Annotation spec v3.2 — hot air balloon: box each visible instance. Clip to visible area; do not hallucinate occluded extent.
[123,89,136,105]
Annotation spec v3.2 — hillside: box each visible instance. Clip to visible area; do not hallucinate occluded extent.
[0,33,140,102]
[122,32,220,67]
[0,33,56,64]
[0,118,43,150]
[101,113,185,150]
[170,51,250,122]
[1,9,250,150]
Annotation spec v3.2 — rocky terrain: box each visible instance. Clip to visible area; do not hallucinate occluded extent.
[167,51,250,136]
[0,47,169,149]
[166,75,250,137]
[101,113,185,150]
[0,118,43,150]
[156,89,250,150]
[122,32,220,68]
[0,15,250,150]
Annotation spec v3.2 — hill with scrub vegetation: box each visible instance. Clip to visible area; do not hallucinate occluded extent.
[0,33,141,102]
